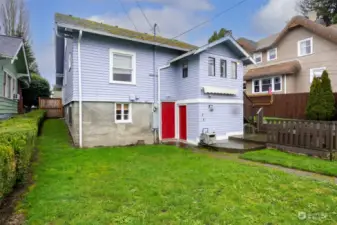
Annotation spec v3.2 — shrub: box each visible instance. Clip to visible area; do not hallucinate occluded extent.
[0,110,45,201]
[306,71,336,120]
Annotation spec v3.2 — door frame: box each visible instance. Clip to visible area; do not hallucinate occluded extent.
[175,103,188,141]
[160,101,176,140]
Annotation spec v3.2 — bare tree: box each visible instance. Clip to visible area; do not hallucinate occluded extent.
[1,0,29,38]
[1,0,38,73]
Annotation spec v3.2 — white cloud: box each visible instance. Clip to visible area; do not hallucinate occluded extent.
[89,6,205,39]
[254,0,301,35]
[127,0,212,11]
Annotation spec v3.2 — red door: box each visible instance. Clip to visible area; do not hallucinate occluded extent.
[179,105,187,140]
[161,102,175,139]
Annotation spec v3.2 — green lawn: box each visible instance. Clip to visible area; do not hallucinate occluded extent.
[241,149,337,176]
[19,120,337,224]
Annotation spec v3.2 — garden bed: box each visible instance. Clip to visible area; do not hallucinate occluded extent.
[240,149,337,176]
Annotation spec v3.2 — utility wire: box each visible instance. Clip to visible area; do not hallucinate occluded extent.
[156,0,251,47]
[116,0,139,31]
[135,0,153,29]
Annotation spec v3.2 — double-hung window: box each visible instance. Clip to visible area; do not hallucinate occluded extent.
[253,76,282,93]
[231,61,238,79]
[115,103,132,123]
[208,57,215,76]
[3,72,13,99]
[298,38,313,56]
[253,52,262,64]
[182,61,188,78]
[267,48,277,61]
[110,49,136,84]
[220,59,227,78]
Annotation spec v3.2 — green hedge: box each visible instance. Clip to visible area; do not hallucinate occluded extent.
[0,110,45,201]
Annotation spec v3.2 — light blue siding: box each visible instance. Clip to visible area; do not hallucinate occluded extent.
[71,34,181,103]
[198,103,243,138]
[199,44,244,100]
[187,104,199,141]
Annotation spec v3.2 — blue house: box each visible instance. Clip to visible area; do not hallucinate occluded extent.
[55,13,254,147]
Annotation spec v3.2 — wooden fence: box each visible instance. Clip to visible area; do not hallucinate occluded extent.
[266,119,337,160]
[39,98,63,118]
[244,93,337,119]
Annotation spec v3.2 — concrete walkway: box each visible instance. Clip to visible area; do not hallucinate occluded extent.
[192,149,337,185]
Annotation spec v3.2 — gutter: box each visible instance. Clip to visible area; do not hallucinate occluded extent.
[78,30,83,148]
[157,64,170,141]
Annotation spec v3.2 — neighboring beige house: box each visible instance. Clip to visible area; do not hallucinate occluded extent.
[238,16,337,95]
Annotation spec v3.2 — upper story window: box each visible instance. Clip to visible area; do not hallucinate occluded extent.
[230,61,238,79]
[298,37,313,57]
[310,67,326,83]
[115,103,132,123]
[220,59,227,78]
[182,61,188,78]
[110,49,136,85]
[253,52,262,64]
[267,48,277,61]
[253,76,282,93]
[208,57,215,76]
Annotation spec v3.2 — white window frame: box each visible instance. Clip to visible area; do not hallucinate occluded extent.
[3,69,16,99]
[310,67,326,83]
[297,37,313,57]
[109,49,136,85]
[115,103,132,123]
[267,48,277,61]
[253,52,262,64]
[252,76,282,94]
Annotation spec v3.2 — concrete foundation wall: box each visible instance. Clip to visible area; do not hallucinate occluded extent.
[65,101,154,147]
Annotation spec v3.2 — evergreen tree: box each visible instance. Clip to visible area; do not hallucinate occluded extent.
[306,77,324,120]
[321,70,336,120]
[208,31,218,43]
[208,28,229,43]
[300,0,337,25]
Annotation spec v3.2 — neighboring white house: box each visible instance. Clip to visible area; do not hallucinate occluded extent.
[54,13,254,147]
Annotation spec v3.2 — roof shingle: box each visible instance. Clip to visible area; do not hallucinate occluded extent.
[55,13,197,51]
[0,35,23,58]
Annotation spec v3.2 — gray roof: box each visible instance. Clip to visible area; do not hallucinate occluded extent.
[0,35,23,58]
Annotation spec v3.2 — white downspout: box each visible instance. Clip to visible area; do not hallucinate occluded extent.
[78,30,83,148]
[157,64,170,141]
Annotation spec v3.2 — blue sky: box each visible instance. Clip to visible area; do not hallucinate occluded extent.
[22,0,300,85]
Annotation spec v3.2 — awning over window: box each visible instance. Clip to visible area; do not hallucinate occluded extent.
[203,86,238,95]
[244,60,301,81]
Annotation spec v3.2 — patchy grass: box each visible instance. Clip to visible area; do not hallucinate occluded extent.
[19,120,337,224]
[241,149,337,176]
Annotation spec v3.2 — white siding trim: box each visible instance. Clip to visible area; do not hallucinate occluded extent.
[109,49,137,85]
[284,75,287,94]
[176,99,243,105]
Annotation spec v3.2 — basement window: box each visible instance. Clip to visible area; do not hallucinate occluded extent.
[115,103,132,123]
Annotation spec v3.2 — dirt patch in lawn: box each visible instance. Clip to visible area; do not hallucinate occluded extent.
[0,148,38,225]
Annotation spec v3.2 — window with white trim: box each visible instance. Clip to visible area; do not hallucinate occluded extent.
[252,76,282,93]
[231,61,238,79]
[310,67,326,83]
[115,103,131,123]
[298,38,313,56]
[267,48,277,61]
[220,59,227,78]
[110,50,136,84]
[3,72,14,99]
[208,57,215,76]
[253,52,262,63]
